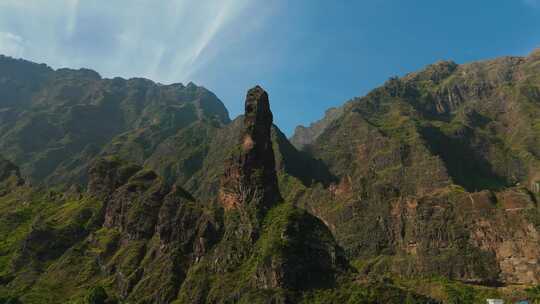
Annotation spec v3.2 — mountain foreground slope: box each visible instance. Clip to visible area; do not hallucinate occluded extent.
[0,51,539,303]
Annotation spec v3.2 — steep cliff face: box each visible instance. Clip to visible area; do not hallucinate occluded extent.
[85,157,220,303]
[0,156,222,303]
[294,50,540,193]
[177,86,350,304]
[291,49,540,286]
[0,56,230,186]
[219,86,281,213]
[385,188,539,284]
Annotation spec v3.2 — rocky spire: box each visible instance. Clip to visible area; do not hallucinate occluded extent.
[219,86,281,212]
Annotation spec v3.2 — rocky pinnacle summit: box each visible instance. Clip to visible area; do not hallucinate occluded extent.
[219,86,281,212]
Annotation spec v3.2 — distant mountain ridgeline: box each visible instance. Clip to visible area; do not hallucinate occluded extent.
[0,55,230,186]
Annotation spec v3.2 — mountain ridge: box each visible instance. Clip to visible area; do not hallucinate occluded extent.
[288,47,540,287]
[291,48,540,155]
[0,51,539,303]
[0,55,230,187]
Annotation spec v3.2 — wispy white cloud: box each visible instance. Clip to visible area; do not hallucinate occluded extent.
[168,0,252,82]
[0,0,265,84]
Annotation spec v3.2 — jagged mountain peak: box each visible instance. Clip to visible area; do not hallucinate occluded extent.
[219,85,281,212]
[243,85,273,150]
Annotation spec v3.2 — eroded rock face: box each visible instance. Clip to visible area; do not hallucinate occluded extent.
[82,87,324,303]
[84,157,221,303]
[219,86,281,212]
[476,190,540,284]
[291,50,540,287]
[87,157,142,199]
[345,187,540,285]
[173,86,351,303]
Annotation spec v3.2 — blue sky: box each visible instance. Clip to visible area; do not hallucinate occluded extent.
[0,1,539,135]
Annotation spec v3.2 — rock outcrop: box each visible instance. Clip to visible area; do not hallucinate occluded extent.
[176,86,350,304]
[219,86,281,212]
[82,157,221,303]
